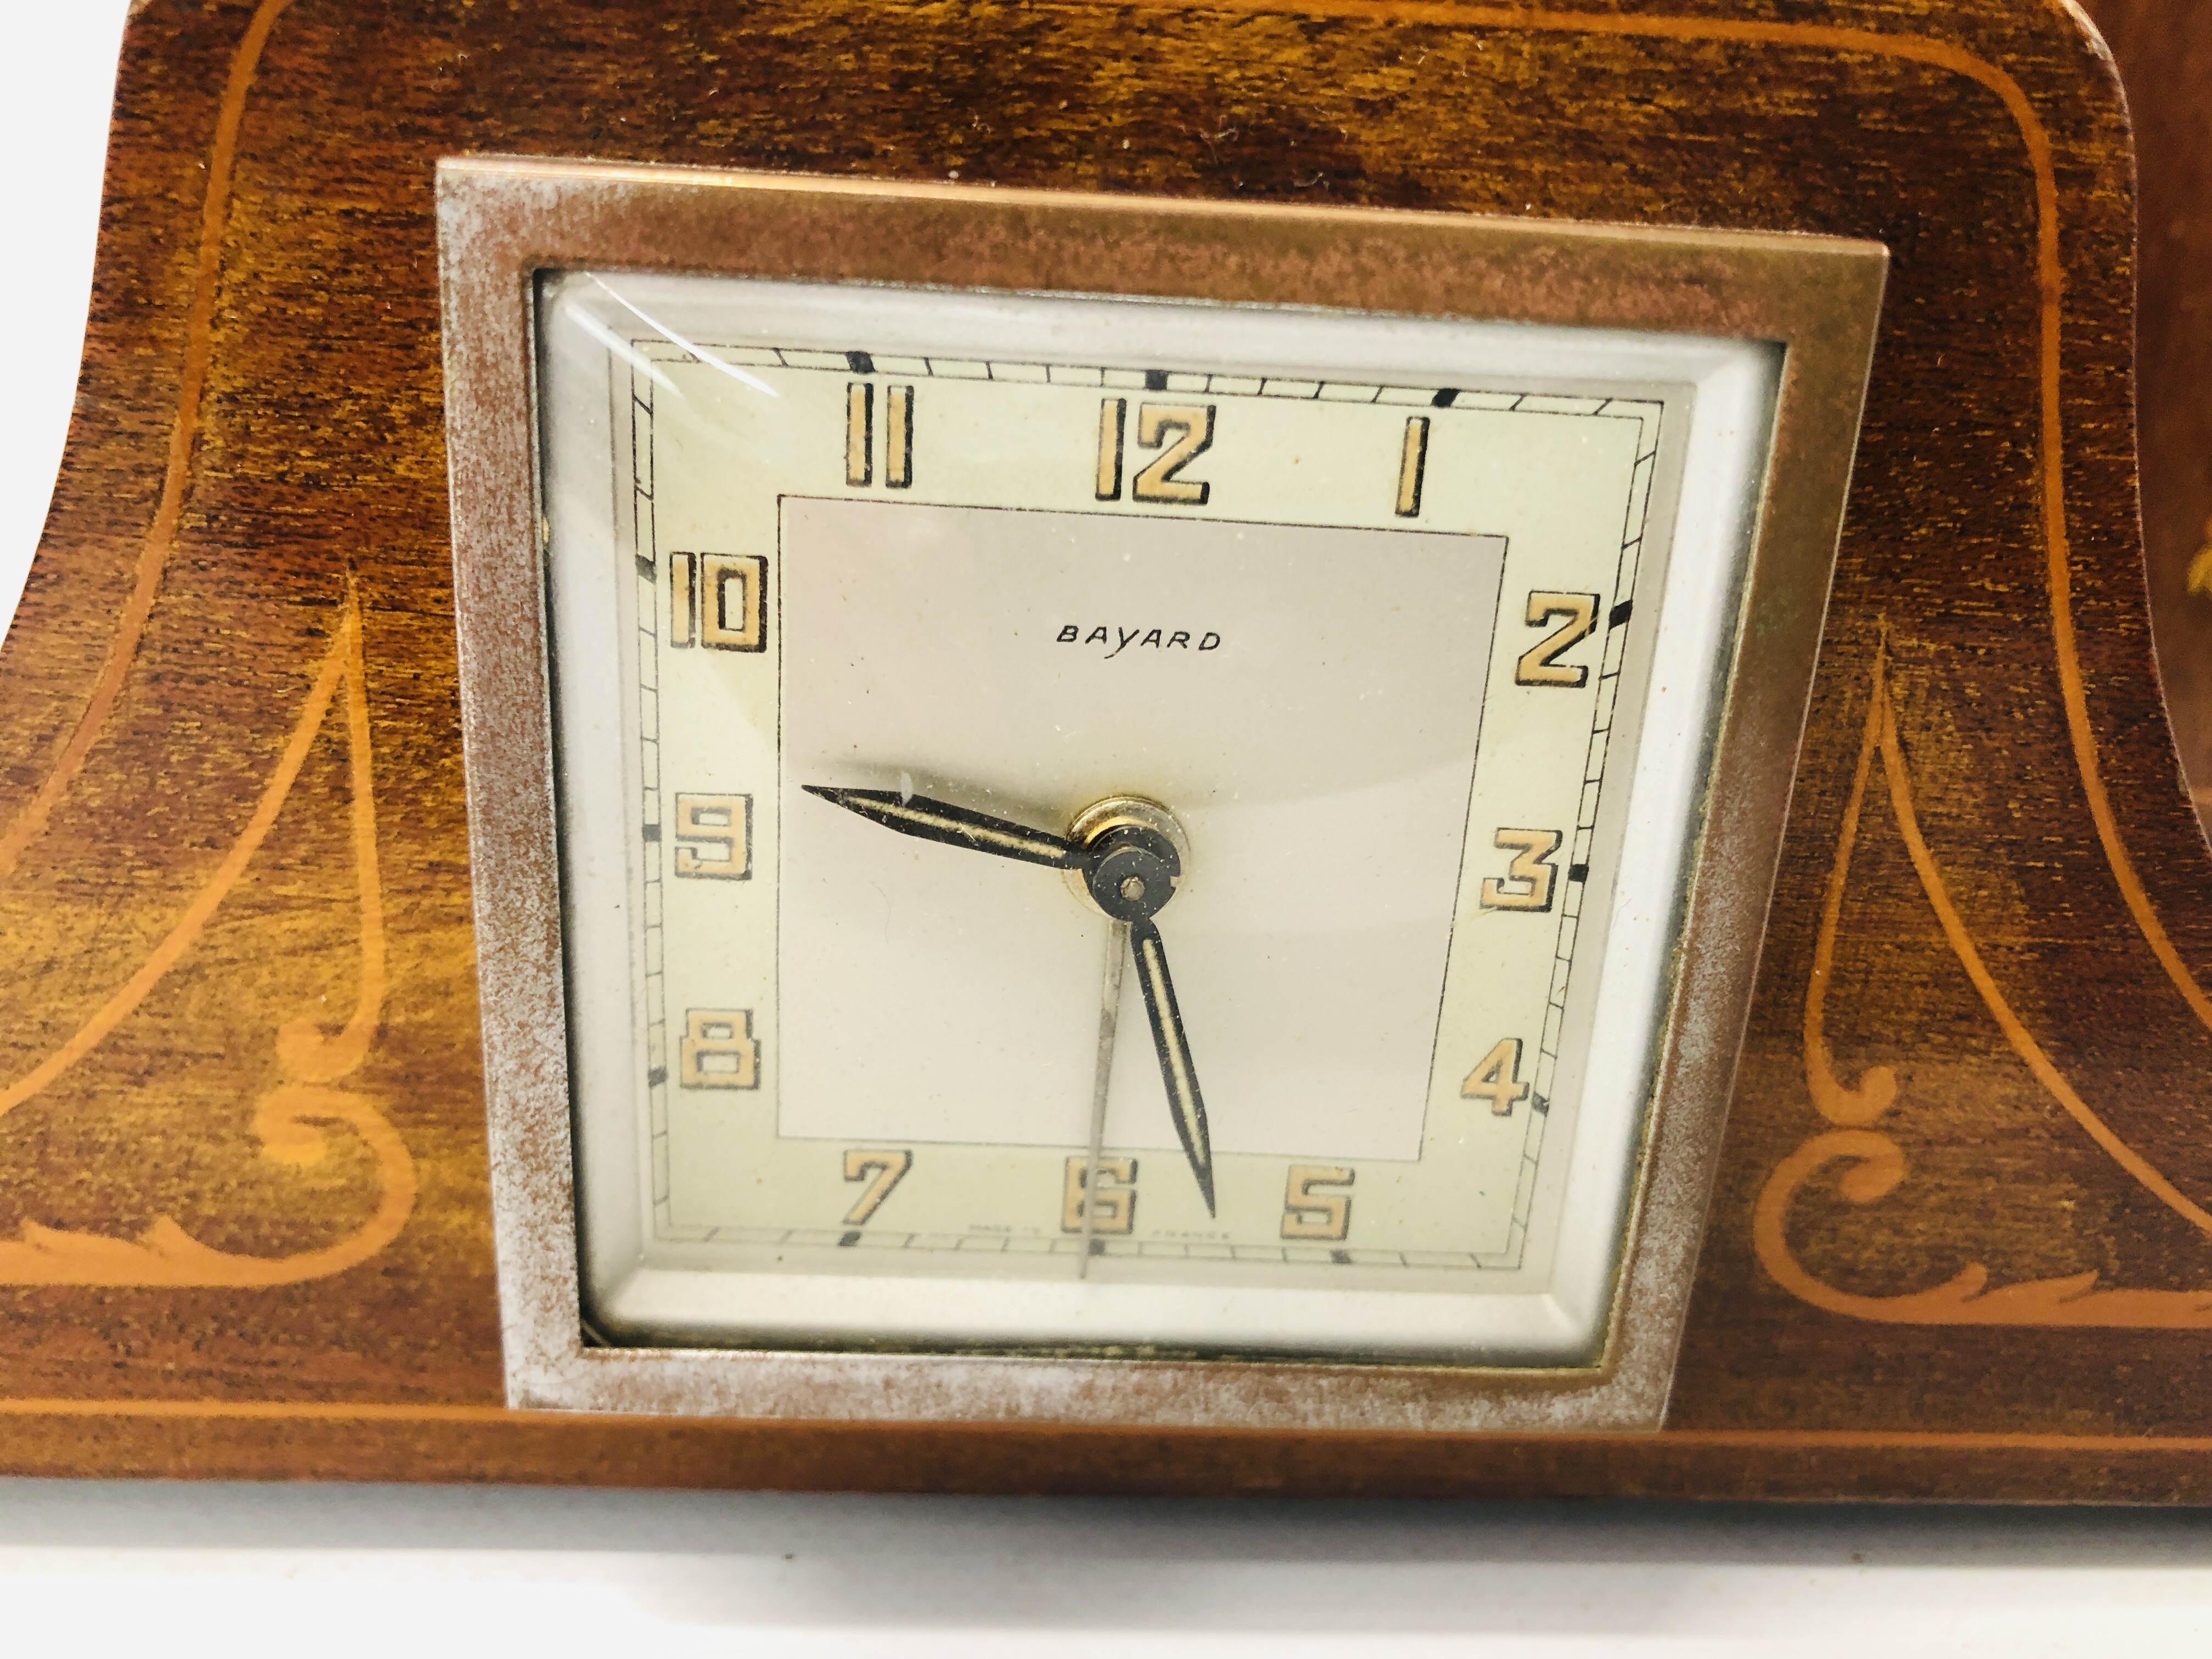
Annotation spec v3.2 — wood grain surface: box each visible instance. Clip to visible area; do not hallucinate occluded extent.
[2,0,2210,1499]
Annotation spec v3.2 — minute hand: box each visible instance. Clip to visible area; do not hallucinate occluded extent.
[1127,917,1216,1217]
[803,786,1079,869]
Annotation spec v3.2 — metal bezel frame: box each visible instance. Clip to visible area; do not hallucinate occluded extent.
[438,155,1884,1430]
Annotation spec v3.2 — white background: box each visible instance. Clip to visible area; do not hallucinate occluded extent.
[1,5,2209,1652]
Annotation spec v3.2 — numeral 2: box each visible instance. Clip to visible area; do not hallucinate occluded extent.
[842,1149,913,1225]
[1514,591,1600,687]
[1479,828,1564,912]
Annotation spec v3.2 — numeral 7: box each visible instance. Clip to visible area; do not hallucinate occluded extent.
[842,1149,913,1225]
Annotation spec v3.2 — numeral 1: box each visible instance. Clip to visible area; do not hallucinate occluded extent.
[845,382,873,486]
[884,384,912,487]
[1096,397,1126,500]
[1395,416,1430,517]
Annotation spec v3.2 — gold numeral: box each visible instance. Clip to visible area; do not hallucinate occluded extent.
[847,380,912,488]
[1282,1165,1354,1241]
[1062,1155,1137,1234]
[1478,827,1564,912]
[1514,591,1600,687]
[679,1008,759,1090]
[694,551,766,651]
[842,1149,913,1225]
[669,552,696,647]
[1462,1037,1531,1116]
[1131,403,1215,505]
[845,381,873,486]
[884,385,913,488]
[1096,397,1126,500]
[672,793,751,878]
[1395,416,1430,517]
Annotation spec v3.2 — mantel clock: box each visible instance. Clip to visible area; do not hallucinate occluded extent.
[3,0,2210,1500]
[446,163,1879,1429]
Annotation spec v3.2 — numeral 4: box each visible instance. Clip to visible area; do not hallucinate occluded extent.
[1462,1037,1531,1116]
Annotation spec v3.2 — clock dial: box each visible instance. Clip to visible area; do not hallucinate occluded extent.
[538,273,1774,1362]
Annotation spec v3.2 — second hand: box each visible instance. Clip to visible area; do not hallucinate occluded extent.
[1078,918,1130,1280]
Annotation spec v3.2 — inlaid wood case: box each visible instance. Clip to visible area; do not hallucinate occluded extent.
[3,0,2211,1500]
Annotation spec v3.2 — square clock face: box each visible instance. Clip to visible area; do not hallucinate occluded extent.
[532,271,1777,1365]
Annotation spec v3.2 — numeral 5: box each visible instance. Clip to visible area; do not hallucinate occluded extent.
[1281,1166,1354,1241]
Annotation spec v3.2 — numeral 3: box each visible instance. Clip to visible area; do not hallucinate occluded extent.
[1479,828,1564,912]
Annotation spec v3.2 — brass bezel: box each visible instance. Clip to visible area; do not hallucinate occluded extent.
[438,155,1885,1430]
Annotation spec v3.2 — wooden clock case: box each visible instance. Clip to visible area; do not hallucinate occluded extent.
[3,0,2211,1500]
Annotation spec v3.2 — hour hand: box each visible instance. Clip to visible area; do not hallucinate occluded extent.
[803,785,1079,869]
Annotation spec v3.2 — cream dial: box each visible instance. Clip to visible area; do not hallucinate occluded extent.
[537,273,1774,1362]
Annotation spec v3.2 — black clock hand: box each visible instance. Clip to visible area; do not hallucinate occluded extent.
[1077,819,1215,1217]
[803,785,1079,869]
[1127,917,1215,1217]
[812,783,1216,1217]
